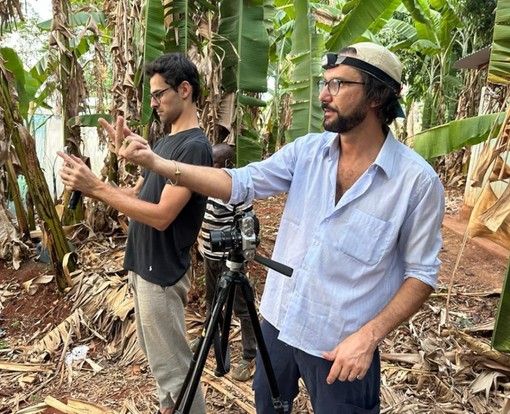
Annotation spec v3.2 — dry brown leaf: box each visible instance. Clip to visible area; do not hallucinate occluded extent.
[479,181,510,232]
[22,274,54,295]
[469,370,507,400]
[468,184,510,249]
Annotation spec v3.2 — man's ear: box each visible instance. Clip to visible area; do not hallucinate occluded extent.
[179,80,192,99]
[369,99,381,110]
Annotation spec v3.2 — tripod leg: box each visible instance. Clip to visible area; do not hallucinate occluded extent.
[214,275,236,376]
[238,278,289,414]
[173,275,235,414]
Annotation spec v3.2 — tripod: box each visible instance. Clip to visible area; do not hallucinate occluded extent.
[173,249,292,414]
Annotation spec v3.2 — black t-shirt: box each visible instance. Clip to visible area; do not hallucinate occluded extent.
[123,128,213,286]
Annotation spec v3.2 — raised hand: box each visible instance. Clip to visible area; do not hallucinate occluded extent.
[98,116,154,169]
[57,151,98,196]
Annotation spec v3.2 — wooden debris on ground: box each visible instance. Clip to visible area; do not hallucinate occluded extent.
[1,200,510,413]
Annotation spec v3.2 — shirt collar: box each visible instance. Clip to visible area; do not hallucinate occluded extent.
[323,132,340,158]
[321,130,398,179]
[373,130,397,179]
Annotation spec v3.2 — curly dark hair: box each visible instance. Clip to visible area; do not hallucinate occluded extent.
[358,71,401,125]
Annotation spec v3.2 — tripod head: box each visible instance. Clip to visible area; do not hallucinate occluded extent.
[209,210,293,277]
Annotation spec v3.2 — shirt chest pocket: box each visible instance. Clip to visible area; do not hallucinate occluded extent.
[336,208,394,266]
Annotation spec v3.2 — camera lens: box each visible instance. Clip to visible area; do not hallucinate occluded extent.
[210,230,234,252]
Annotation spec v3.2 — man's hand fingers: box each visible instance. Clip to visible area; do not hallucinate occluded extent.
[323,350,340,384]
[115,116,125,151]
[98,117,121,150]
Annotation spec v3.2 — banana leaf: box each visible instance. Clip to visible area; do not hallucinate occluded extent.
[164,0,216,54]
[492,256,510,352]
[489,0,510,84]
[68,114,111,127]
[141,0,166,125]
[215,0,270,165]
[413,113,505,160]
[326,0,405,51]
[216,0,269,94]
[286,0,324,142]
[0,47,41,119]
[237,129,264,167]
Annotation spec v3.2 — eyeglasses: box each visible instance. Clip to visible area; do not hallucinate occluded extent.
[317,78,365,96]
[150,86,172,104]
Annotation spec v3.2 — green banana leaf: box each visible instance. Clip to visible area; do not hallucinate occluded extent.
[286,0,324,142]
[326,0,405,51]
[216,0,269,93]
[413,113,505,159]
[489,0,510,84]
[68,114,111,127]
[164,0,216,54]
[141,0,166,125]
[367,0,403,35]
[237,129,265,167]
[492,256,510,351]
[401,0,429,24]
[215,0,270,166]
[0,47,41,119]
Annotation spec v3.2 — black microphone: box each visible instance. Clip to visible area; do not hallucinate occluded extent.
[63,147,88,210]
[68,190,81,210]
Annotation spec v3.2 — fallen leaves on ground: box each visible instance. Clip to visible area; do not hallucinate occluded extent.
[1,194,509,413]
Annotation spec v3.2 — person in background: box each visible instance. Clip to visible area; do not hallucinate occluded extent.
[58,53,212,414]
[191,142,257,382]
[108,42,444,414]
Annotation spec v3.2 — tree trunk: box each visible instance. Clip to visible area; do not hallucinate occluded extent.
[5,158,30,240]
[1,62,73,290]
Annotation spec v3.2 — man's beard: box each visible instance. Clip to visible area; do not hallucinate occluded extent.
[322,101,369,133]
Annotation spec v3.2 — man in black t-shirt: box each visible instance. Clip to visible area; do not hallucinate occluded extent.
[59,54,212,414]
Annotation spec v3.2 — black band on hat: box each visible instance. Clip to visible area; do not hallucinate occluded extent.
[322,54,401,95]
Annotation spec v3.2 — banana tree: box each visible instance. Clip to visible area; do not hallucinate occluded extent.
[408,0,510,350]
[0,3,76,286]
[1,58,72,288]
[487,0,510,353]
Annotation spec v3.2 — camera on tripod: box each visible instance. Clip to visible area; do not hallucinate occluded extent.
[209,211,259,260]
[174,210,291,414]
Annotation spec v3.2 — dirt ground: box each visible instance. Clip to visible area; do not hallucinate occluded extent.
[0,192,509,413]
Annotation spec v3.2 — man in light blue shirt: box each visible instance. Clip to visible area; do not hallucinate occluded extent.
[109,42,444,414]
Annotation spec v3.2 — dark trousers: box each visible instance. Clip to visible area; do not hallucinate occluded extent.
[253,320,381,413]
[204,257,257,360]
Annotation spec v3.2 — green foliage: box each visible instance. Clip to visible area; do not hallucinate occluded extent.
[164,0,217,54]
[3,0,506,164]
[213,0,270,165]
[458,0,497,48]
[492,257,510,351]
[0,47,40,118]
[216,0,269,94]
[327,0,402,51]
[413,112,504,159]
[489,0,510,84]
[141,0,166,125]
[285,0,324,141]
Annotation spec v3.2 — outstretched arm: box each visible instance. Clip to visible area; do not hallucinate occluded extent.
[57,151,193,231]
[322,277,432,383]
[99,116,233,201]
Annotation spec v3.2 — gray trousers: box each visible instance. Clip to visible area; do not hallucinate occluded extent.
[129,270,206,413]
